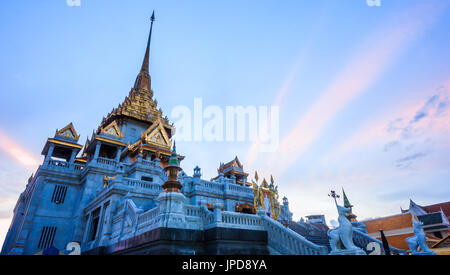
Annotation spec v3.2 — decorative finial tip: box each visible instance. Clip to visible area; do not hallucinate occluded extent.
[151,10,155,22]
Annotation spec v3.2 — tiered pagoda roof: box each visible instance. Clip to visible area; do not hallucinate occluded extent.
[98,11,173,137]
[213,156,249,185]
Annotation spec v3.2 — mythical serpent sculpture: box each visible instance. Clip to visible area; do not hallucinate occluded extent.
[406,219,436,255]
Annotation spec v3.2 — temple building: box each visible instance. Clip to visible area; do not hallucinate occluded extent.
[0,13,399,256]
[363,199,450,253]
[342,189,357,222]
[212,157,250,186]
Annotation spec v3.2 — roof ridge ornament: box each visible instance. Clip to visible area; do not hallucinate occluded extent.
[55,122,80,141]
[133,10,155,91]
[100,120,123,138]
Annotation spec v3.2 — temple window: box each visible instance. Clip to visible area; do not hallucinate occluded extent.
[141,176,153,182]
[434,231,443,239]
[37,226,57,249]
[51,185,68,204]
[98,144,118,159]
[88,208,101,242]
[50,146,73,162]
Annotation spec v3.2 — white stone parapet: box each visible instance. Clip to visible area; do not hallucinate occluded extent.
[109,198,329,255]
[260,213,328,255]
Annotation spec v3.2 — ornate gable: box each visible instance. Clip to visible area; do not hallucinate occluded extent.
[100,120,123,138]
[142,120,171,149]
[56,123,80,141]
[231,156,243,169]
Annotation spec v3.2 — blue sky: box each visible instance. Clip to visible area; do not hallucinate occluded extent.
[0,0,449,246]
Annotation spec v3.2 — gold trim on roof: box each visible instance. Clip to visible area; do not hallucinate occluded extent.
[94,136,127,147]
[140,144,172,155]
[101,86,173,133]
[100,120,123,138]
[47,138,83,149]
[75,157,87,163]
[56,122,80,140]
[142,120,172,150]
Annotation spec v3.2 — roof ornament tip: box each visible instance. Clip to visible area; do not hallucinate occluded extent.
[151,10,155,22]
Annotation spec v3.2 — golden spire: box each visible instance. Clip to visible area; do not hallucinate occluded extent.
[134,10,155,92]
[99,11,172,135]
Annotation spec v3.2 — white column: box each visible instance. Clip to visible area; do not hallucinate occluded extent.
[93,142,101,160]
[115,147,121,163]
[82,213,93,246]
[45,144,55,164]
[94,204,106,247]
[69,149,77,165]
[213,203,223,223]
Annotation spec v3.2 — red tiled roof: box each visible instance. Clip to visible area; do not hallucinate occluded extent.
[421,201,450,218]
[364,213,413,233]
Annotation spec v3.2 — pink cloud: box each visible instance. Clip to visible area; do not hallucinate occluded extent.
[0,131,40,171]
[260,1,449,178]
[330,80,450,158]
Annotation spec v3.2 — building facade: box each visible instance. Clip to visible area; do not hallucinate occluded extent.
[0,16,327,255]
[363,199,450,251]
[1,15,402,256]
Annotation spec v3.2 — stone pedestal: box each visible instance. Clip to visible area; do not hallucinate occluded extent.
[157,192,186,229]
[411,251,437,255]
[329,248,366,255]
[213,203,223,223]
[8,247,24,255]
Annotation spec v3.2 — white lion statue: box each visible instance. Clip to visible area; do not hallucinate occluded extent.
[328,205,360,252]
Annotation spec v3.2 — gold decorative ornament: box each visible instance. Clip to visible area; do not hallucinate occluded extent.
[251,172,281,220]
[103,175,116,188]
[55,122,80,141]
[100,120,123,138]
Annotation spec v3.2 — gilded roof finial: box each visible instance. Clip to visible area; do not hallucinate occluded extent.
[142,10,155,74]
[134,10,155,91]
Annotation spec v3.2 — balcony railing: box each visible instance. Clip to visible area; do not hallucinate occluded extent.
[226,183,252,194]
[261,215,328,255]
[45,160,85,173]
[126,204,327,255]
[219,211,264,230]
[96,157,117,167]
[122,178,163,192]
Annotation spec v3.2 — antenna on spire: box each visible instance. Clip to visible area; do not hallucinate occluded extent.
[134,10,156,91]
[142,10,155,73]
[151,10,155,22]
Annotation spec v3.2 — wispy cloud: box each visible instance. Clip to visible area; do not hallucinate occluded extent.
[328,80,450,171]
[0,131,40,170]
[261,1,450,178]
[410,95,439,123]
[395,152,428,169]
[245,6,331,171]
